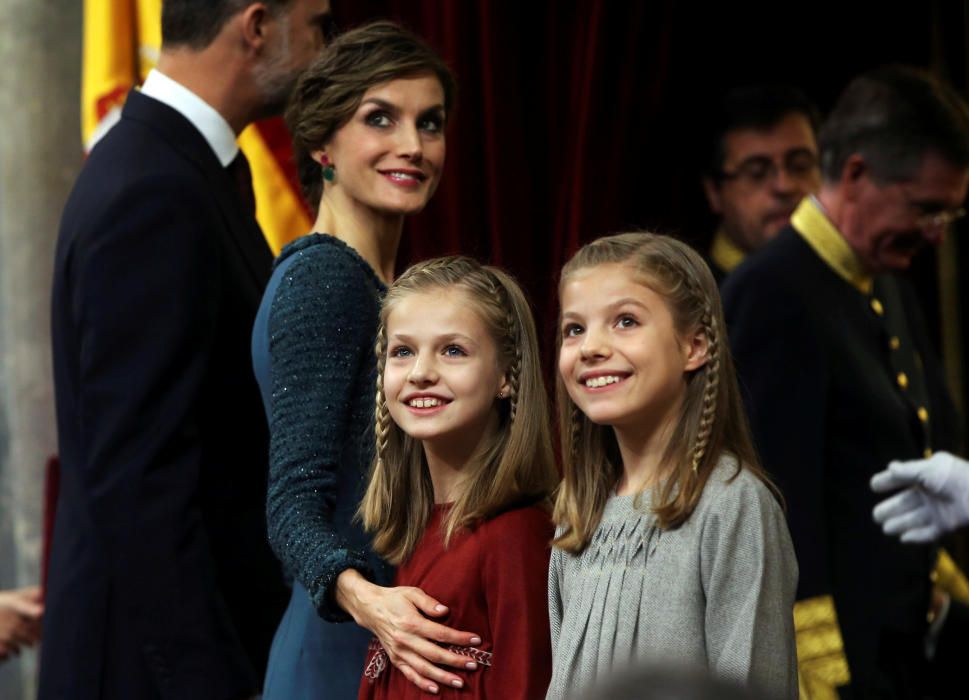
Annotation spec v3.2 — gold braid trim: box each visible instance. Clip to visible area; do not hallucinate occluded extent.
[793,552,968,699]
[935,548,969,605]
[709,228,746,274]
[791,197,872,294]
[794,595,850,699]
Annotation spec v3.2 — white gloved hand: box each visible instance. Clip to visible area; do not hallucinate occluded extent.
[870,452,969,543]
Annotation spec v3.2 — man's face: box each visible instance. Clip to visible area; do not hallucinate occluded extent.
[704,112,820,253]
[253,0,332,117]
[842,152,969,273]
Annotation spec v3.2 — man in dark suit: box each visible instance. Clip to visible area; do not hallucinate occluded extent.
[722,67,969,698]
[42,1,332,698]
[701,85,821,284]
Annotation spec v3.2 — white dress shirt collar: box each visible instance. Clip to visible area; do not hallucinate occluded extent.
[141,69,239,167]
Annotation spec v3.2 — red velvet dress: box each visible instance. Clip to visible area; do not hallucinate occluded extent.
[358,504,554,699]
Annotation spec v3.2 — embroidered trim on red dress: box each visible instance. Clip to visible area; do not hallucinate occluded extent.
[448,644,493,667]
[364,639,388,681]
[363,638,493,682]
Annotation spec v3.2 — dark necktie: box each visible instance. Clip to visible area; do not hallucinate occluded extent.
[228,150,256,218]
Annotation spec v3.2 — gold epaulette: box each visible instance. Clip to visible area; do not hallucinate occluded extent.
[935,548,969,604]
[794,595,850,699]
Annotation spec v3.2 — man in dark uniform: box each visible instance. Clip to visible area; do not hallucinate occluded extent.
[42,1,331,698]
[702,85,821,283]
[722,67,969,698]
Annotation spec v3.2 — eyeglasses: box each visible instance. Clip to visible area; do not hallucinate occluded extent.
[915,207,965,231]
[899,185,967,232]
[718,151,819,188]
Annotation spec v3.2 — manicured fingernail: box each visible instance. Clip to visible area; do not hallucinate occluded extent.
[435,604,447,612]
[427,684,439,694]
[466,661,477,670]
[451,679,463,688]
[470,636,482,645]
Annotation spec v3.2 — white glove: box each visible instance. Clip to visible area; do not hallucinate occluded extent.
[870,452,969,543]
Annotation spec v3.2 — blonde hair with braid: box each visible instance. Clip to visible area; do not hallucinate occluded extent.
[360,256,558,565]
[553,232,781,554]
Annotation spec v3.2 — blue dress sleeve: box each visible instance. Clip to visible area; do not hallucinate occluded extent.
[264,241,380,622]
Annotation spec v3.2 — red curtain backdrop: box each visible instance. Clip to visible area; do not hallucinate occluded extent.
[329,0,968,383]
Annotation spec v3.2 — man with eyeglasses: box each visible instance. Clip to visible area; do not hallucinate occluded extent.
[723,66,969,698]
[702,85,821,282]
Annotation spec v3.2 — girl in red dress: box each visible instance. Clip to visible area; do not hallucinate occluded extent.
[357,256,559,699]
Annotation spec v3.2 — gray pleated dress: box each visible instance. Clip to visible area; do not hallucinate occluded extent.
[546,457,799,700]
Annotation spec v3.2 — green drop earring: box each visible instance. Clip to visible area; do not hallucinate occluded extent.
[321,154,335,182]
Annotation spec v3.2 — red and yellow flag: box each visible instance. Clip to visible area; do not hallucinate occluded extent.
[81,0,311,254]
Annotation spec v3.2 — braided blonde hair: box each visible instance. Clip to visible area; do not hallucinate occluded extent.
[360,256,558,564]
[690,299,720,475]
[553,232,780,554]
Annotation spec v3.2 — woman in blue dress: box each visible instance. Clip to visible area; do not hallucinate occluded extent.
[252,22,478,698]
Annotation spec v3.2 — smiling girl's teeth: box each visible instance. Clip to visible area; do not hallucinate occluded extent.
[387,171,419,181]
[409,397,443,408]
[585,375,622,388]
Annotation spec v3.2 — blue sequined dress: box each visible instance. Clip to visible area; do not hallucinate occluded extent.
[253,233,392,698]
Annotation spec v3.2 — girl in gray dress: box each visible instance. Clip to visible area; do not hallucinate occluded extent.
[549,233,798,700]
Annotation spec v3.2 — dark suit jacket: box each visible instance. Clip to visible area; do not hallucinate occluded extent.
[722,227,959,698]
[41,90,288,700]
